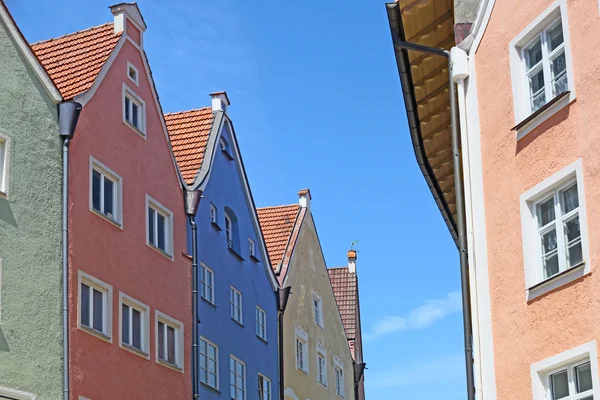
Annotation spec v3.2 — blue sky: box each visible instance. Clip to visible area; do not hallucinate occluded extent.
[8,1,466,398]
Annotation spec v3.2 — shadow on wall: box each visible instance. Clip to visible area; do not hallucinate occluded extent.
[0,198,17,227]
[0,327,8,352]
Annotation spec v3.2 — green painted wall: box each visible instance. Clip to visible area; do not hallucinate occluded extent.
[0,16,63,399]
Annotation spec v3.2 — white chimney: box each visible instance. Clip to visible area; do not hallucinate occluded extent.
[298,189,311,210]
[348,249,357,273]
[210,91,230,114]
[110,3,147,41]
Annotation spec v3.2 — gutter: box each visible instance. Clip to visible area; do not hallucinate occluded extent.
[58,101,82,400]
[277,287,291,400]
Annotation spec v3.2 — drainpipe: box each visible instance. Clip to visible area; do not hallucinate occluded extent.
[58,101,82,400]
[353,362,366,400]
[277,286,291,400]
[185,189,202,400]
[390,39,475,400]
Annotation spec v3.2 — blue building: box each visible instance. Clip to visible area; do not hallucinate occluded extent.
[166,91,280,400]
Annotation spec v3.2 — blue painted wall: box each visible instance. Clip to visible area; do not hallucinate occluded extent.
[192,119,279,400]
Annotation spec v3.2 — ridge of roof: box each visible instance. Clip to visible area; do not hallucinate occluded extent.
[256,203,299,210]
[329,266,350,270]
[30,22,114,46]
[164,106,212,116]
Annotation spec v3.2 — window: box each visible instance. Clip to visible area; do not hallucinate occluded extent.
[317,343,328,387]
[0,134,9,195]
[230,286,243,324]
[78,271,112,341]
[90,157,122,226]
[200,337,218,389]
[127,61,139,86]
[146,195,174,257]
[210,204,217,224]
[200,263,215,304]
[156,311,184,371]
[225,214,233,248]
[248,238,255,257]
[119,292,149,356]
[295,326,308,373]
[122,84,145,136]
[256,306,267,341]
[224,207,239,252]
[219,137,228,152]
[230,356,246,400]
[258,374,271,400]
[334,357,345,398]
[547,361,594,400]
[520,159,589,300]
[313,292,324,328]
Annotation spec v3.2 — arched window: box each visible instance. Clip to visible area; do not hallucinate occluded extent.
[224,207,239,252]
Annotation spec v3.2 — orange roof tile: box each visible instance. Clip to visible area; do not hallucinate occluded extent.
[328,267,358,339]
[31,23,122,100]
[256,204,301,270]
[164,108,215,185]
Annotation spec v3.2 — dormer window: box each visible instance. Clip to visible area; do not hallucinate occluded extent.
[127,61,139,86]
[123,84,145,137]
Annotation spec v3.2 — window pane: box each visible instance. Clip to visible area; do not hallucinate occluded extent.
[148,208,155,245]
[562,184,579,214]
[548,23,564,52]
[538,197,555,227]
[209,371,216,387]
[92,170,101,212]
[122,304,130,344]
[576,362,593,393]
[551,53,568,96]
[132,308,141,349]
[81,283,90,327]
[553,73,568,96]
[200,366,207,383]
[104,178,114,217]
[542,229,558,254]
[157,213,166,251]
[525,39,543,69]
[125,97,131,122]
[132,103,139,128]
[565,216,581,244]
[530,69,545,96]
[167,325,176,364]
[158,322,165,360]
[92,289,103,332]
[551,370,569,400]
[544,253,560,278]
[568,242,583,267]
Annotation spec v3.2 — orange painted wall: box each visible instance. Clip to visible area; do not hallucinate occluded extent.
[474,0,600,398]
[67,35,191,399]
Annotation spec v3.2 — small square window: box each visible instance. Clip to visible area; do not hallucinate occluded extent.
[313,292,324,328]
[78,271,112,341]
[119,292,149,357]
[146,195,174,258]
[248,238,255,257]
[230,286,243,324]
[127,61,139,86]
[156,311,184,371]
[256,306,267,341]
[230,356,246,400]
[200,336,219,389]
[90,157,122,226]
[200,263,215,304]
[122,84,145,137]
[258,374,271,400]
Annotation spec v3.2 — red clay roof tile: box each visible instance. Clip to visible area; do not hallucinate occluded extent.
[328,267,357,339]
[256,204,301,270]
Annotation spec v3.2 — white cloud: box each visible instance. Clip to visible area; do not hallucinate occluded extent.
[365,291,462,340]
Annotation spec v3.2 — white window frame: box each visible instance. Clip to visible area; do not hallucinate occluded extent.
[127,61,139,86]
[248,237,255,257]
[0,131,10,198]
[509,0,575,140]
[334,356,345,398]
[77,270,113,342]
[312,291,324,329]
[520,159,589,300]
[122,83,146,138]
[118,292,150,358]
[230,355,246,400]
[256,305,267,341]
[89,156,123,228]
[200,263,215,304]
[295,326,309,374]
[145,194,174,259]
[155,310,184,372]
[210,203,217,224]
[199,336,219,390]
[316,342,328,388]
[225,213,233,248]
[531,341,600,400]
[230,286,243,325]
[258,373,272,400]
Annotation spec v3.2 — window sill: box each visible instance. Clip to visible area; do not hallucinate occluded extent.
[90,209,123,230]
[200,381,220,393]
[201,296,216,308]
[0,190,7,200]
[513,91,572,140]
[157,358,184,373]
[318,382,328,390]
[231,318,244,328]
[79,325,112,343]
[527,262,587,301]
[123,119,146,140]
[221,149,234,160]
[228,247,245,261]
[249,255,260,263]
[120,342,150,360]
[211,222,222,231]
[296,366,309,375]
[147,243,174,261]
[257,334,268,344]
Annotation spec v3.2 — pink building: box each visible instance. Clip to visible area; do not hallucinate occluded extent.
[32,4,190,399]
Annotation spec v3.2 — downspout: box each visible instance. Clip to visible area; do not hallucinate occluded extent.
[58,101,82,400]
[185,190,203,400]
[277,286,291,400]
[390,39,476,400]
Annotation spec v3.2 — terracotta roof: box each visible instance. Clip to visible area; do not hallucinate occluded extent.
[328,267,357,339]
[30,23,122,100]
[256,204,301,270]
[164,108,215,185]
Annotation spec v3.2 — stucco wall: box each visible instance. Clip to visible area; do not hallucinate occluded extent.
[283,214,355,400]
[194,120,280,400]
[0,17,63,399]
[455,0,482,24]
[474,0,600,398]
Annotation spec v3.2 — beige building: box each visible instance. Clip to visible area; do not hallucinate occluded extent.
[258,190,355,400]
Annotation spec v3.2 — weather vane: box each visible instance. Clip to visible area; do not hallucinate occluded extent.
[350,240,359,250]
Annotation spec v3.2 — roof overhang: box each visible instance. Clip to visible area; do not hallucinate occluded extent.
[386,0,458,244]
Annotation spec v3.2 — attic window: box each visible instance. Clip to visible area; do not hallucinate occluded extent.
[127,62,139,86]
[219,137,233,160]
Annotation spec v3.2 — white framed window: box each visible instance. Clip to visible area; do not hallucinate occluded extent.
[146,194,174,258]
[0,133,10,196]
[78,271,112,341]
[312,292,324,328]
[155,310,184,371]
[127,61,139,86]
[256,306,267,341]
[295,326,309,373]
[248,238,255,257]
[531,340,600,400]
[200,336,219,389]
[225,213,233,248]
[210,203,217,224]
[317,342,328,388]
[200,263,215,304]
[89,156,122,226]
[258,374,271,400]
[509,0,575,139]
[119,292,149,357]
[230,286,243,324]
[520,159,589,300]
[334,357,345,398]
[230,355,246,400]
[122,84,146,137]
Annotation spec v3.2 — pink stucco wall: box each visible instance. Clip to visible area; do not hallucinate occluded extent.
[68,35,191,399]
[475,0,600,398]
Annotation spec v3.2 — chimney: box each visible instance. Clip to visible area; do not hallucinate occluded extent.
[210,91,231,114]
[298,189,311,210]
[348,249,357,273]
[110,3,147,46]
